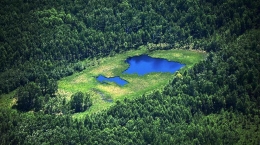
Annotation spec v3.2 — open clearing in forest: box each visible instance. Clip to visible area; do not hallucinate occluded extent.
[57,46,206,118]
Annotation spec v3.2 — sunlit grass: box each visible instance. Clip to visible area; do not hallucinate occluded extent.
[58,47,206,118]
[0,91,16,109]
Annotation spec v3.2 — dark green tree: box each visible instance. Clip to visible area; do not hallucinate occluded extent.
[70,91,92,113]
[16,82,42,111]
[84,93,92,111]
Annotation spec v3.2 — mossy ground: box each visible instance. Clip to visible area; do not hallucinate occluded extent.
[57,47,206,118]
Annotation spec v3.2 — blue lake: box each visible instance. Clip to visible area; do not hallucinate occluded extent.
[96,75,128,86]
[123,54,185,76]
[96,54,185,86]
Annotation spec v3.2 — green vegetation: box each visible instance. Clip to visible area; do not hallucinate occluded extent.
[70,91,92,113]
[58,48,206,116]
[1,0,260,144]
[0,91,16,109]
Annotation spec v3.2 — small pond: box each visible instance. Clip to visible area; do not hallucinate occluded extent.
[96,54,185,86]
[123,54,185,76]
[96,75,128,86]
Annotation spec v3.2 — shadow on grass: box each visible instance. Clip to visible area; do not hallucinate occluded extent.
[91,88,113,102]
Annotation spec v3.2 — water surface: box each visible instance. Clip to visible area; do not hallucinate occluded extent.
[96,75,128,86]
[123,54,185,76]
[96,54,185,86]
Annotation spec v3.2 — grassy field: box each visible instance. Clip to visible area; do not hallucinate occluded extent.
[57,47,206,118]
[0,91,16,109]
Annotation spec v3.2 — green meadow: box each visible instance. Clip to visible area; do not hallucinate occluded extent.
[58,47,206,118]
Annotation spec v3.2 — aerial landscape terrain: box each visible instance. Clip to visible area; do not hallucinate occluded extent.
[0,0,260,144]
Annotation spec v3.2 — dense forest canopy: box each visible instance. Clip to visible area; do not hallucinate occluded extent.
[0,0,259,94]
[0,0,260,144]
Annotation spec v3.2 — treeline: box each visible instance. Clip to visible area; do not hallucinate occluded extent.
[1,0,259,94]
[15,84,92,114]
[1,30,260,144]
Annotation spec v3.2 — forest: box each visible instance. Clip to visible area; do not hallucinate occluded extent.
[0,0,260,144]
